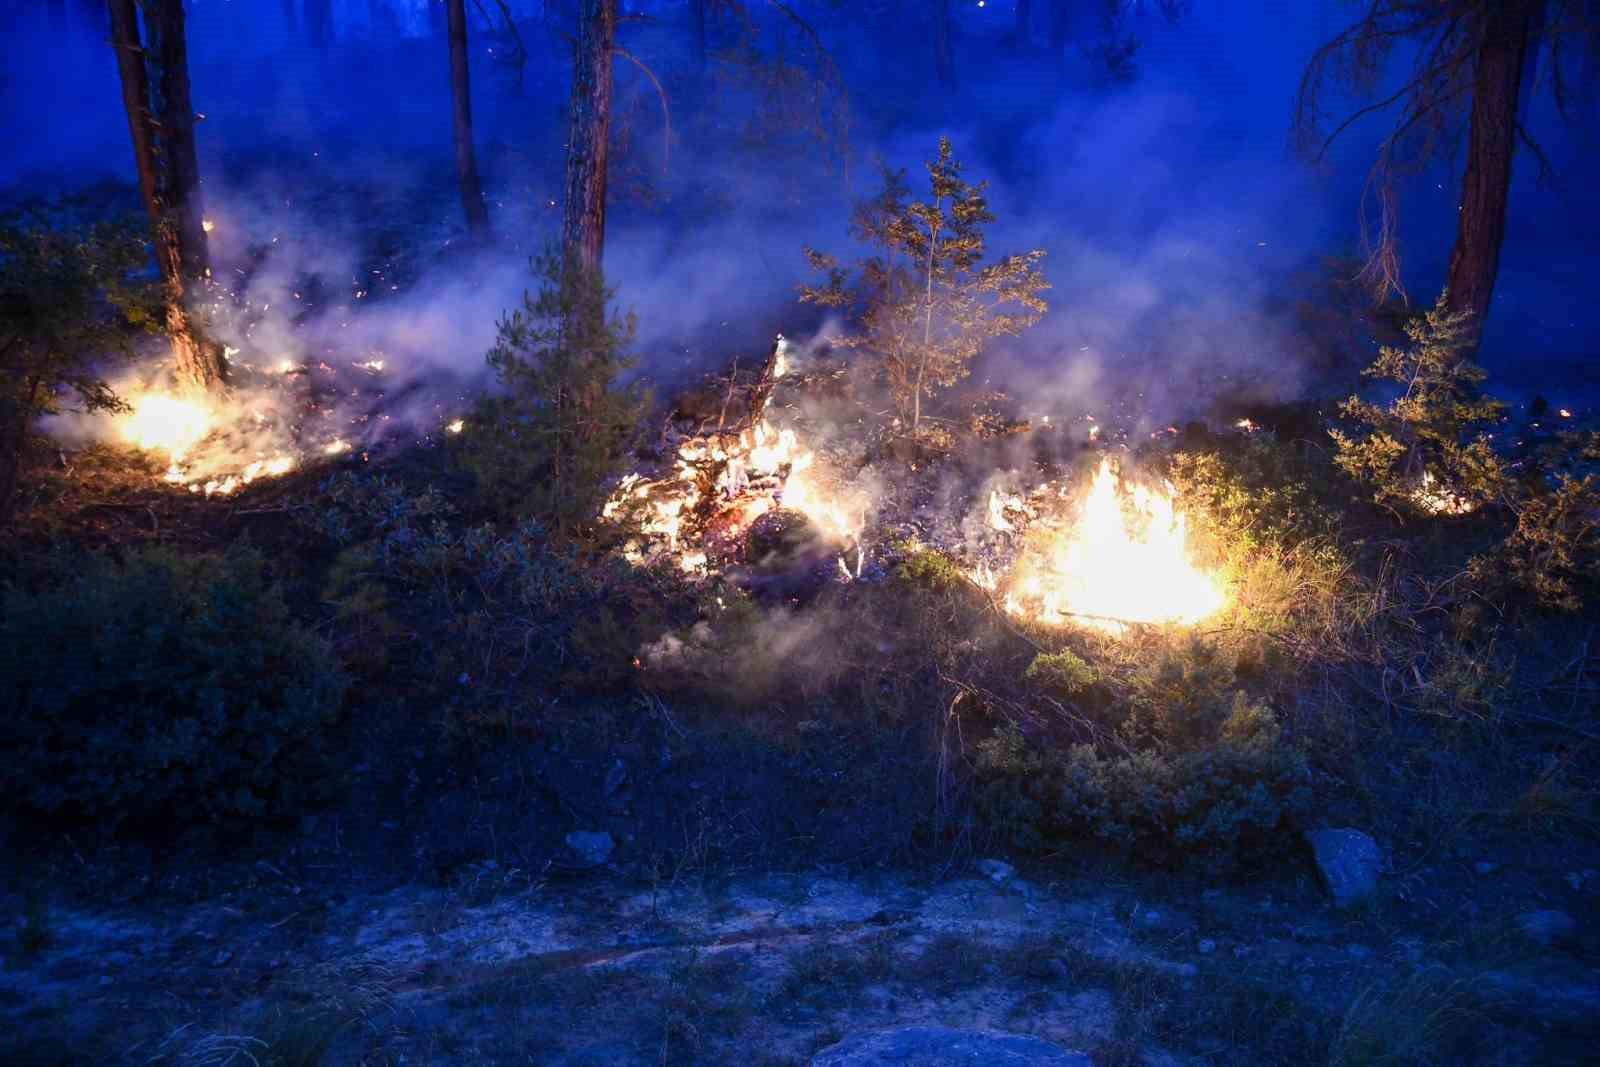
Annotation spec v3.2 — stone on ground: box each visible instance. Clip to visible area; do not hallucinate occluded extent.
[1304,828,1382,907]
[564,830,614,867]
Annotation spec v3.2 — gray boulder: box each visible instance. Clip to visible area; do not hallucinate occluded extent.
[1304,828,1382,907]
[811,1027,1091,1066]
[1516,909,1577,949]
[564,830,615,867]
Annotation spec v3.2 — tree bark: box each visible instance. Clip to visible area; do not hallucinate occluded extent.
[1011,0,1033,50]
[1048,0,1069,54]
[110,0,227,392]
[690,0,707,71]
[305,0,333,49]
[1444,1,1537,346]
[933,0,953,86]
[562,0,615,277]
[447,0,490,238]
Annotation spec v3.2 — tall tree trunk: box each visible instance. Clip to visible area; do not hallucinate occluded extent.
[1012,0,1034,50]
[1444,1,1537,346]
[281,0,298,37]
[690,0,707,71]
[305,0,333,49]
[1048,0,1069,54]
[447,0,489,238]
[562,0,615,277]
[933,0,953,86]
[109,0,227,392]
[48,0,69,32]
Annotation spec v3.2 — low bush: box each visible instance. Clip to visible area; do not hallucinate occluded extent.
[0,546,346,827]
[1024,650,1099,697]
[313,481,694,702]
[974,698,1309,867]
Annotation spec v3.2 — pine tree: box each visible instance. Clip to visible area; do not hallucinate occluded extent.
[1298,1,1598,346]
[446,0,489,238]
[459,254,645,534]
[563,0,617,276]
[108,0,227,393]
[1330,292,1507,512]
[801,137,1048,439]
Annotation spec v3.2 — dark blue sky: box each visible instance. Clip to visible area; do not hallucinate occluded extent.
[3,1,1595,412]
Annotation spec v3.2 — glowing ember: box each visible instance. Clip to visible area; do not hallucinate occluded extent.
[201,219,215,233]
[446,418,464,434]
[1559,408,1573,419]
[324,439,351,455]
[1411,471,1478,516]
[355,359,386,372]
[990,458,1226,634]
[121,393,213,461]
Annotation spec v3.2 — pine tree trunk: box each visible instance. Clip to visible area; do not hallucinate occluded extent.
[933,0,954,86]
[1444,1,1536,346]
[1012,0,1033,49]
[110,0,227,392]
[562,0,615,277]
[690,0,707,71]
[305,0,333,49]
[447,0,490,238]
[1049,0,1069,54]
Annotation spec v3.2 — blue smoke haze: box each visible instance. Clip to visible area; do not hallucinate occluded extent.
[2,0,1595,424]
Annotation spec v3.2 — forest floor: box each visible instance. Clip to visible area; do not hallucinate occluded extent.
[4,835,1598,1066]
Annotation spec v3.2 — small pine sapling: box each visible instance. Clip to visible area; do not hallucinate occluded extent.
[0,215,156,519]
[459,253,646,534]
[1330,292,1506,513]
[801,137,1048,438]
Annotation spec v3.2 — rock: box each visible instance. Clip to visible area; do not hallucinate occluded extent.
[811,1027,1091,1066]
[976,858,1016,884]
[1516,909,1577,949]
[1304,828,1382,907]
[1474,861,1497,875]
[1197,939,1216,955]
[564,831,615,867]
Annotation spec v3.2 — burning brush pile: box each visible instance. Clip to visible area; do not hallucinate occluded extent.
[602,336,871,586]
[604,335,1231,635]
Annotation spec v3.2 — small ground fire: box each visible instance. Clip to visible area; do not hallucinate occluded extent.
[978,457,1228,634]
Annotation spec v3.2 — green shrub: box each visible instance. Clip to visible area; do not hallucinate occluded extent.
[0,547,346,827]
[893,543,968,590]
[974,700,1308,866]
[0,213,155,519]
[1025,650,1099,697]
[1472,474,1600,611]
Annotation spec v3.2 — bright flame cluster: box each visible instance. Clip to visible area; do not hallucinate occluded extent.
[983,458,1226,634]
[118,391,298,497]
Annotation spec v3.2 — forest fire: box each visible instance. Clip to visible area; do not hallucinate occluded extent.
[979,458,1227,634]
[602,340,868,578]
[116,388,299,497]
